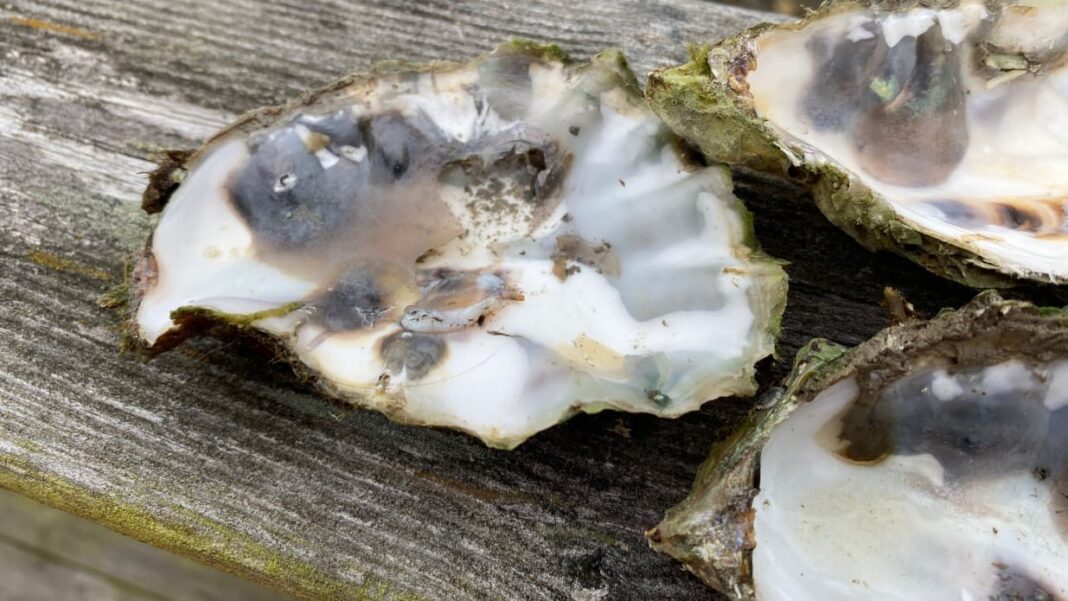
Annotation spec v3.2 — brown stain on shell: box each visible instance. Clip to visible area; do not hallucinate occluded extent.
[991,198,1067,236]
[243,174,463,289]
[377,331,447,382]
[930,197,1066,236]
[550,234,620,282]
[141,150,194,214]
[816,396,892,465]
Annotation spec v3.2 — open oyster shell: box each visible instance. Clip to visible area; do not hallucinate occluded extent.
[649,291,1068,600]
[131,43,787,448]
[648,0,1068,286]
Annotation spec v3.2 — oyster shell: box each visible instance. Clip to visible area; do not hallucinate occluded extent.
[648,291,1068,600]
[647,0,1068,286]
[132,43,787,448]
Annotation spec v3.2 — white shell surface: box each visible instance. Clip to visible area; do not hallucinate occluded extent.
[753,360,1068,600]
[135,47,785,446]
[745,1,1068,281]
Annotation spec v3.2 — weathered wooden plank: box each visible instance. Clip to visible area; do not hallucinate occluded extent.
[3,1,1066,600]
[0,488,293,601]
[717,0,817,16]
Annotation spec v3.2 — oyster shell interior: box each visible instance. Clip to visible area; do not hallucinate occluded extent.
[134,44,786,447]
[746,0,1068,281]
[648,294,1068,600]
[756,361,1068,600]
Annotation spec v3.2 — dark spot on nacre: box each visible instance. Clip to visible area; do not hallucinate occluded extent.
[358,112,434,182]
[801,30,880,131]
[852,26,969,187]
[989,564,1061,601]
[299,111,365,152]
[380,331,446,381]
[802,21,968,187]
[830,364,1050,480]
[526,148,546,171]
[228,108,452,253]
[229,126,365,249]
[310,269,388,332]
[646,390,670,408]
[995,203,1043,232]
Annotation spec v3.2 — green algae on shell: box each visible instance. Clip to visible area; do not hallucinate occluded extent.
[647,0,1068,287]
[648,290,1068,600]
[130,42,788,448]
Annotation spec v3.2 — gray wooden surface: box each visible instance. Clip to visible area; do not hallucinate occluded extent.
[3,1,1064,600]
[0,488,293,601]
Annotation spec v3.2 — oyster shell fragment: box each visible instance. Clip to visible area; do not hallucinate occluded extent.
[132,43,787,448]
[649,291,1068,600]
[648,0,1068,286]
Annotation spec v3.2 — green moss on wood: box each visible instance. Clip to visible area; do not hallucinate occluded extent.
[0,455,430,601]
[28,250,111,282]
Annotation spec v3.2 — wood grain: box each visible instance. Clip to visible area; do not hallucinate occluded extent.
[2,1,1065,600]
